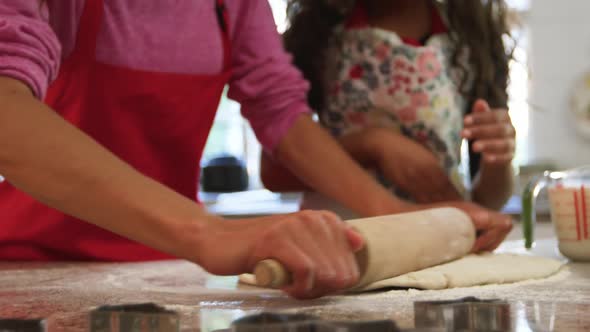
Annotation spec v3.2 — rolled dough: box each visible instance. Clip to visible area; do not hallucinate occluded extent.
[240,253,563,292]
[357,253,563,291]
[347,207,476,289]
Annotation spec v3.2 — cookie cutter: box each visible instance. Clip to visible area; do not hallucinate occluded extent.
[213,312,402,332]
[414,297,511,331]
[214,297,510,332]
[0,318,46,332]
[89,303,180,332]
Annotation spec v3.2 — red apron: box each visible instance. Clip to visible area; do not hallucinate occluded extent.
[0,0,232,261]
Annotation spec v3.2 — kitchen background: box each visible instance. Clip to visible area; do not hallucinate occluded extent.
[201,0,590,216]
[527,0,590,168]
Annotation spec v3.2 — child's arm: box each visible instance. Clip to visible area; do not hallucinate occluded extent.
[463,100,516,210]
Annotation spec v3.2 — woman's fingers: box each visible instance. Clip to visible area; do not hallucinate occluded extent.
[279,241,316,296]
[264,210,361,299]
[346,227,365,253]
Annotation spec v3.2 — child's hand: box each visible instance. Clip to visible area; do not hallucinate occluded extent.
[194,210,364,299]
[372,129,462,203]
[462,99,515,166]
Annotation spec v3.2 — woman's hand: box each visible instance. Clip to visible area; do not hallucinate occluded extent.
[462,99,515,166]
[369,128,462,204]
[194,210,364,300]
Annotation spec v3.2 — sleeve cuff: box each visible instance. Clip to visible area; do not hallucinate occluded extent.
[251,103,312,154]
[0,55,50,99]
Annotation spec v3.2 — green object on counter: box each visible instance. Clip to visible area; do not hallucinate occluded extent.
[521,172,550,249]
[521,182,536,249]
[519,162,558,249]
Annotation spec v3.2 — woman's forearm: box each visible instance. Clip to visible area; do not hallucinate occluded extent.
[261,126,382,192]
[260,152,310,192]
[272,115,408,216]
[0,77,212,261]
[471,162,515,210]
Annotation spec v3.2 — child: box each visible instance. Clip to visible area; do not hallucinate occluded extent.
[262,0,515,250]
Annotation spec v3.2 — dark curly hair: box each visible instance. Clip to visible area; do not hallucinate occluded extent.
[284,0,513,113]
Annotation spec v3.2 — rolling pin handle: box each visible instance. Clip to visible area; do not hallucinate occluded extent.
[254,259,291,288]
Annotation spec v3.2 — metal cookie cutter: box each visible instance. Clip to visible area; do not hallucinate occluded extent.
[89,303,180,332]
[0,319,46,332]
[218,312,400,332]
[414,297,511,331]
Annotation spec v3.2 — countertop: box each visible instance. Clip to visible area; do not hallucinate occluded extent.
[201,190,542,218]
[0,223,588,332]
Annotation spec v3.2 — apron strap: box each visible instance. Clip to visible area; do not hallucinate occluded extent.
[215,0,232,70]
[72,0,103,62]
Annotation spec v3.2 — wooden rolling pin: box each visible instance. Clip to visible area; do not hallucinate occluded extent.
[253,207,476,290]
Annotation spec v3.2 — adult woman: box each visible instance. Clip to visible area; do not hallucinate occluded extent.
[0,0,420,299]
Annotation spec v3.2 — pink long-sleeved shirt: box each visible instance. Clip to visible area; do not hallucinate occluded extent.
[0,0,311,150]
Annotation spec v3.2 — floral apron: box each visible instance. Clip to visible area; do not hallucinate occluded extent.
[301,8,471,218]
